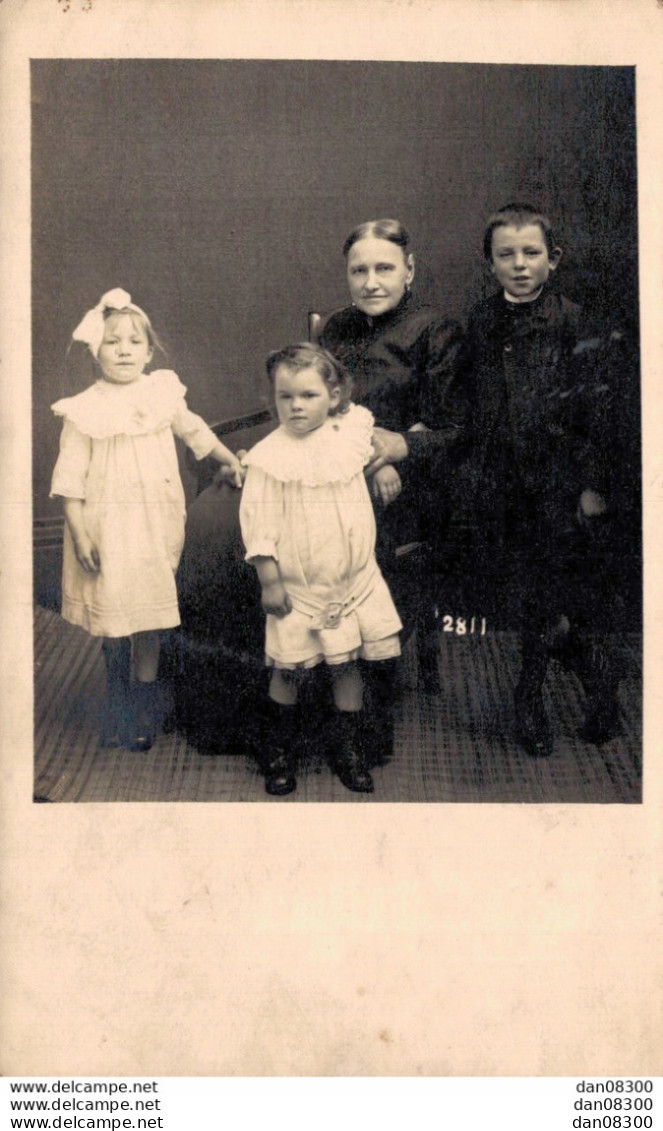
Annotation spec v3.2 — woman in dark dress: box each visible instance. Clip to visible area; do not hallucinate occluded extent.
[319,218,468,569]
[316,219,470,761]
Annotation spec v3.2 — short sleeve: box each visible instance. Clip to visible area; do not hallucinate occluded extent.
[165,373,219,460]
[239,465,285,561]
[50,419,92,499]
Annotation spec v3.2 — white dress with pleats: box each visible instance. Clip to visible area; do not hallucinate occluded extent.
[50,369,217,637]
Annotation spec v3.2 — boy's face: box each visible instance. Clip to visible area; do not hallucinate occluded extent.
[490,223,560,300]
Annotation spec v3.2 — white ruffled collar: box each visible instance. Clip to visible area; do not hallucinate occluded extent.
[243,403,374,487]
[51,370,186,439]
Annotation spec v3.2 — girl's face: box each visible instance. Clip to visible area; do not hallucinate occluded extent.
[97,312,153,384]
[346,236,414,317]
[273,364,340,435]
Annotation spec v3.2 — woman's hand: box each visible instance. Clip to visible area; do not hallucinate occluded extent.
[372,464,402,506]
[260,579,292,617]
[73,533,101,573]
[364,427,409,475]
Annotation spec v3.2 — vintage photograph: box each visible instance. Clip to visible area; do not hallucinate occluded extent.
[32,59,641,804]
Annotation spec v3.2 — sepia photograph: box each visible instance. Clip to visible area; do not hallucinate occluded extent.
[2,0,661,1081]
[32,59,641,803]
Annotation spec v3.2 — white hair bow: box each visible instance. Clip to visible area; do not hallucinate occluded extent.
[72,288,140,355]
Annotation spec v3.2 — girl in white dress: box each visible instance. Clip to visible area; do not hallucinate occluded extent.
[239,343,402,796]
[50,288,243,751]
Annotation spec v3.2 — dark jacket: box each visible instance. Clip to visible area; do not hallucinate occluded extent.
[463,288,616,509]
[320,291,468,470]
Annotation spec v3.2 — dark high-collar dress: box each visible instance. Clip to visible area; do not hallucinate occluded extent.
[320,291,469,553]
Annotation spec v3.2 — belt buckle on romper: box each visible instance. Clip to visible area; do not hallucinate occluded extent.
[322,602,343,629]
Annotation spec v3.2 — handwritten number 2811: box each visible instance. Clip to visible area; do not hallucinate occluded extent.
[441,615,487,636]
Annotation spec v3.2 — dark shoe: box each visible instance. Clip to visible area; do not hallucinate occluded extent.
[579,694,621,745]
[100,638,132,748]
[263,701,297,796]
[332,711,374,793]
[131,680,158,752]
[573,635,622,745]
[265,753,297,796]
[515,690,553,758]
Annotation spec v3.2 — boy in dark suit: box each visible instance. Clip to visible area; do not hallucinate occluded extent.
[463,203,623,756]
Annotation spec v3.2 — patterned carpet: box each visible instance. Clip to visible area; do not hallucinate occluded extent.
[33,606,642,804]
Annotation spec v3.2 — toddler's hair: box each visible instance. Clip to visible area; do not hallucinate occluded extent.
[100,306,165,358]
[266,343,353,416]
[483,202,557,260]
[342,217,411,259]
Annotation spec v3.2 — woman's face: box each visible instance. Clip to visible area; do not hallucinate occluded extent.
[346,237,414,317]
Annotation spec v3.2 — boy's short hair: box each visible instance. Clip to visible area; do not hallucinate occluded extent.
[483,203,557,261]
[266,342,353,416]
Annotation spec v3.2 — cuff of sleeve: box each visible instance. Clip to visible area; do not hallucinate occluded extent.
[402,430,424,460]
[245,540,279,562]
[189,436,219,461]
[50,481,86,499]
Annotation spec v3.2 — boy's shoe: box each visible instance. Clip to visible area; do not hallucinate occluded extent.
[332,711,374,793]
[573,636,622,745]
[578,693,621,745]
[514,686,553,758]
[262,701,297,796]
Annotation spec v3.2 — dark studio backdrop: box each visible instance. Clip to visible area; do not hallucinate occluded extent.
[32,59,640,614]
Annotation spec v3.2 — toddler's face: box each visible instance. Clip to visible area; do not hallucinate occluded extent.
[97,313,152,384]
[490,223,559,300]
[274,364,340,435]
[346,237,414,317]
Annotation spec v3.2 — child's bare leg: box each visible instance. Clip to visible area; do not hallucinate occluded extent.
[329,662,373,793]
[330,660,363,711]
[269,667,299,705]
[133,630,161,683]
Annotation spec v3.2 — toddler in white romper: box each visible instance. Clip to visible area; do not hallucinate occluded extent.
[239,343,402,796]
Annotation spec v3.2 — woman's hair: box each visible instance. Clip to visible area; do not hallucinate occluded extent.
[265,343,353,415]
[342,218,412,259]
[101,306,165,358]
[483,203,557,260]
